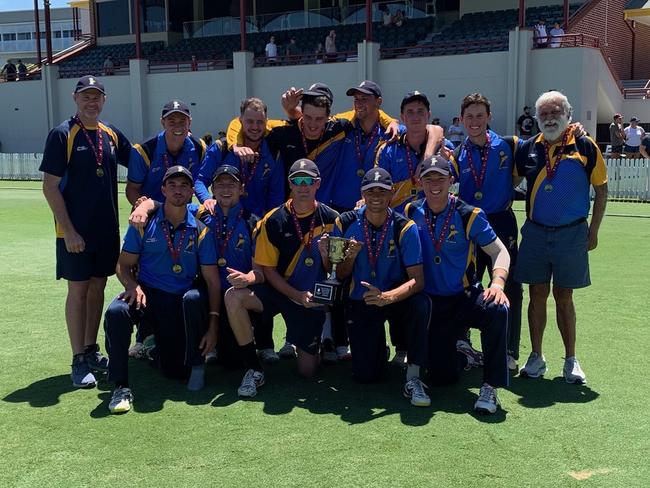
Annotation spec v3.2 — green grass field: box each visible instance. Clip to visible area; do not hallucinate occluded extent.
[0,181,648,487]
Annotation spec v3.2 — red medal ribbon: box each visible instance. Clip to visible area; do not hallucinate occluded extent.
[75,116,104,171]
[354,122,379,170]
[543,129,570,180]
[362,210,391,274]
[161,222,188,266]
[289,201,318,257]
[404,138,419,187]
[241,158,260,189]
[464,132,491,190]
[424,196,456,252]
[216,208,243,259]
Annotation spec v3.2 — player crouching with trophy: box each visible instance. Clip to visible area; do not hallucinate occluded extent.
[321,168,433,407]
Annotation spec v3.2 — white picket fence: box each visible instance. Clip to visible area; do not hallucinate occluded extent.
[0,153,648,201]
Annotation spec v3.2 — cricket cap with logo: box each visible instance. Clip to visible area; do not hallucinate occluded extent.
[302,83,334,103]
[212,164,241,183]
[361,168,393,192]
[162,100,191,118]
[74,75,105,95]
[163,165,193,184]
[289,158,320,178]
[418,155,451,178]
[346,80,382,98]
[400,90,430,112]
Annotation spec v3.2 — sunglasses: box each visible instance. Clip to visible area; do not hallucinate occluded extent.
[289,176,317,186]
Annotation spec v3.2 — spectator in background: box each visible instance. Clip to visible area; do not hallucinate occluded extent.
[17,60,27,80]
[265,35,278,63]
[624,117,645,158]
[315,42,325,63]
[383,8,393,26]
[640,134,650,159]
[103,55,114,76]
[533,19,548,48]
[202,133,212,146]
[446,117,464,148]
[516,106,537,139]
[1,60,17,82]
[549,22,564,48]
[325,30,337,61]
[286,36,299,58]
[609,113,626,158]
[191,55,198,71]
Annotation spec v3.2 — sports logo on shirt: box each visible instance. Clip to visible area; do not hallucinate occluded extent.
[76,146,88,152]
[236,233,245,250]
[184,235,195,253]
[499,151,508,169]
[388,239,396,257]
[447,224,458,243]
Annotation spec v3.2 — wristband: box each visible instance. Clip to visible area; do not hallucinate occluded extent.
[490,283,504,291]
[492,274,507,283]
[209,311,220,317]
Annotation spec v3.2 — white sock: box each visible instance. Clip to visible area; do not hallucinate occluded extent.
[321,312,332,341]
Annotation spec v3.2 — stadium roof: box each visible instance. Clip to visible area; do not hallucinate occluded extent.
[625,0,650,27]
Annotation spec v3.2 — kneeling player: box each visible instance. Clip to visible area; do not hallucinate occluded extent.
[330,168,431,406]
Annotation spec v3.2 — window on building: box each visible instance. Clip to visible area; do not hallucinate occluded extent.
[17,32,31,40]
[97,0,130,37]
[2,33,17,41]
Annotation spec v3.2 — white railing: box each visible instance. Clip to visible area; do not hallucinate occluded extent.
[1,154,648,201]
[0,153,128,182]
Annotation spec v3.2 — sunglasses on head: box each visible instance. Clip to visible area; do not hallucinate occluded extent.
[289,176,317,186]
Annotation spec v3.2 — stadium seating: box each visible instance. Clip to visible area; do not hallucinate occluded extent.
[57,42,165,78]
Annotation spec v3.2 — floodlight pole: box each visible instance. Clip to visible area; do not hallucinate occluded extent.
[34,0,42,67]
[134,0,142,58]
[563,0,569,29]
[240,0,247,51]
[365,0,372,41]
[44,0,53,64]
[518,0,526,28]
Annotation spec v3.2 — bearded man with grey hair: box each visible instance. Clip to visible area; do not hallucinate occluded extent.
[513,90,608,384]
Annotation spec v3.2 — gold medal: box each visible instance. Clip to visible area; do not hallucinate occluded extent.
[96,167,104,178]
[370,270,376,279]
[356,168,365,177]
[217,257,227,267]
[172,264,183,273]
[544,184,553,192]
[434,256,442,265]
[304,257,314,267]
[474,191,482,200]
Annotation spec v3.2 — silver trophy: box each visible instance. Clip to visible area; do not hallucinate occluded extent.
[312,237,350,305]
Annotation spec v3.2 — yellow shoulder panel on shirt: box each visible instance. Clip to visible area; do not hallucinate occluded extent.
[99,123,118,148]
[308,131,346,160]
[198,226,209,243]
[133,143,151,168]
[399,220,416,242]
[465,207,481,239]
[66,124,81,164]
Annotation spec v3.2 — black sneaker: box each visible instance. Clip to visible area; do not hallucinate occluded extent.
[84,343,109,372]
[71,355,97,388]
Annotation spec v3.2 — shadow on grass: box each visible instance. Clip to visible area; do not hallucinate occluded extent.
[508,375,599,408]
[3,359,508,424]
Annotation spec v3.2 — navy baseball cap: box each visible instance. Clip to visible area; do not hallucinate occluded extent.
[162,100,191,118]
[212,164,241,182]
[289,158,320,178]
[74,75,105,94]
[401,91,430,112]
[163,165,193,184]
[302,83,333,103]
[418,155,450,178]
[630,116,640,122]
[361,168,393,192]
[346,80,382,98]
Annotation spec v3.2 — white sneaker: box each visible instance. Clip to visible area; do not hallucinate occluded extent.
[109,387,133,414]
[474,384,500,414]
[321,339,337,364]
[507,355,519,373]
[563,357,586,384]
[403,377,431,407]
[258,348,279,364]
[391,350,408,367]
[456,340,484,369]
[237,369,265,398]
[519,352,547,378]
[205,349,218,364]
[278,341,297,359]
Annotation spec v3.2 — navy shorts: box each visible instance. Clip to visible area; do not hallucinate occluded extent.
[515,219,591,289]
[611,144,623,153]
[56,235,119,281]
[250,283,325,355]
[624,145,640,153]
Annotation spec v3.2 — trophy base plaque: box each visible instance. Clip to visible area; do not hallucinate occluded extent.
[312,279,344,306]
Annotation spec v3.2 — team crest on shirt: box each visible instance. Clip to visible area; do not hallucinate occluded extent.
[76,145,88,152]
[236,233,245,250]
[184,235,195,252]
[263,163,270,177]
[388,239,396,257]
[447,224,458,243]
[499,151,508,169]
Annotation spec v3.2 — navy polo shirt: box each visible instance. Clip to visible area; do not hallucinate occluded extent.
[122,205,217,295]
[39,117,131,250]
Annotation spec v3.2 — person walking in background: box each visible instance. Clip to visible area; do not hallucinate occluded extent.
[609,113,626,158]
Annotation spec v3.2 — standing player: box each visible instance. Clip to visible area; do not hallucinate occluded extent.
[515,91,607,384]
[126,100,206,206]
[104,166,221,413]
[40,75,131,388]
[450,93,523,372]
[194,97,284,217]
[331,168,431,406]
[405,156,511,414]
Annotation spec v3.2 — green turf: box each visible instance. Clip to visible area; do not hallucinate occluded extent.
[0,181,648,487]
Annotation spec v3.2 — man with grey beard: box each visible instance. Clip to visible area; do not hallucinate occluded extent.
[513,91,608,385]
